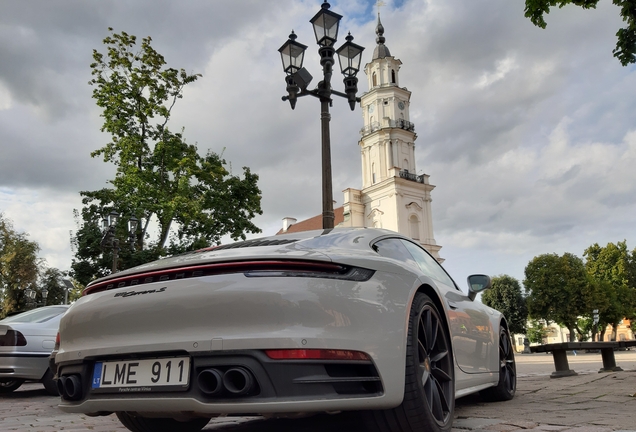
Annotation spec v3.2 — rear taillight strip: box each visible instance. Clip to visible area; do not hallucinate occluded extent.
[83,260,373,296]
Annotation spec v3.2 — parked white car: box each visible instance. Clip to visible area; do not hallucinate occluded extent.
[0,305,69,395]
[55,228,515,432]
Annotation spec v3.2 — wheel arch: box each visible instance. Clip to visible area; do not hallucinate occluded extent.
[413,283,452,337]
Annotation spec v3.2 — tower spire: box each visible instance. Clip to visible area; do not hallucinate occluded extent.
[372,6,391,59]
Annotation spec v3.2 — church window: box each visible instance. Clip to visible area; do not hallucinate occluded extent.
[409,215,420,240]
[372,72,377,87]
[372,163,376,184]
[391,69,396,83]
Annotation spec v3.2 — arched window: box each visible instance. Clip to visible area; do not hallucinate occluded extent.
[372,72,377,87]
[391,69,396,83]
[409,215,420,240]
[372,163,376,184]
[403,159,409,170]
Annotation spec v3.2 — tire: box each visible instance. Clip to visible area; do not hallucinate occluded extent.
[41,368,59,396]
[480,326,516,402]
[0,379,24,393]
[362,293,455,432]
[116,412,210,432]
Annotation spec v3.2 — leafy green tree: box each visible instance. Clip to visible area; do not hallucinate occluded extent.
[481,275,528,335]
[526,319,550,344]
[0,214,41,317]
[72,29,263,284]
[39,268,68,306]
[583,241,636,340]
[524,252,594,341]
[524,0,636,66]
[0,214,69,314]
[576,316,593,341]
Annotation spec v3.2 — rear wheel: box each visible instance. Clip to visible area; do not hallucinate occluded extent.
[362,293,454,432]
[116,412,210,432]
[0,379,24,393]
[41,368,59,396]
[480,326,516,401]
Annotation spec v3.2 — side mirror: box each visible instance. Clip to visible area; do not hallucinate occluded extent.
[467,274,492,301]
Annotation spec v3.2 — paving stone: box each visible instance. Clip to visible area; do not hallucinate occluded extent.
[531,426,571,431]
[506,420,539,429]
[453,418,504,429]
[560,427,613,432]
[483,423,522,431]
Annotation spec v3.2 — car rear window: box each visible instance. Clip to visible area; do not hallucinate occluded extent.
[1,307,67,324]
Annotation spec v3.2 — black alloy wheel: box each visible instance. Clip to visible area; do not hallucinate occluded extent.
[361,293,454,432]
[415,296,454,426]
[480,326,516,401]
[0,379,24,393]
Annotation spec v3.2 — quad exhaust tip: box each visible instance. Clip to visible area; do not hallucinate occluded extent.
[58,367,255,400]
[57,375,82,400]
[197,367,254,396]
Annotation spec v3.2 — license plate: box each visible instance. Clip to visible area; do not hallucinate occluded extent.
[91,356,190,393]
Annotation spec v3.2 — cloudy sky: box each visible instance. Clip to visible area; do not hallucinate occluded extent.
[1,0,635,288]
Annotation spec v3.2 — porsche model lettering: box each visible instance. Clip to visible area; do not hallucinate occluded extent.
[114,287,167,298]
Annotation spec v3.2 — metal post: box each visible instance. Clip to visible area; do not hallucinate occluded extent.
[112,238,120,273]
[318,45,335,230]
[320,97,334,229]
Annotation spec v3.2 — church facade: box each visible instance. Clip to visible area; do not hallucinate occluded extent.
[279,16,442,260]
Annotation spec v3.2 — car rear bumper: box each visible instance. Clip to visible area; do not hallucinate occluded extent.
[56,349,398,415]
[0,352,49,380]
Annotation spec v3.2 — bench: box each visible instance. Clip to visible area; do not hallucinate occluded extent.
[529,340,636,378]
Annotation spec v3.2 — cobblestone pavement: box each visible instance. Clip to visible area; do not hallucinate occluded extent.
[2,352,635,431]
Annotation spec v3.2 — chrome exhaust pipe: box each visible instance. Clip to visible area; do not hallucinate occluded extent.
[222,367,254,395]
[197,368,224,395]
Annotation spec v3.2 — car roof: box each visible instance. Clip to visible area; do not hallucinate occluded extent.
[88,228,406,287]
[0,305,69,324]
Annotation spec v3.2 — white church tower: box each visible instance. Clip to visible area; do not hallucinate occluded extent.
[340,15,442,259]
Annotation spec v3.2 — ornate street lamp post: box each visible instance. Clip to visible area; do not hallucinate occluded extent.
[24,286,48,309]
[100,210,139,273]
[279,1,364,229]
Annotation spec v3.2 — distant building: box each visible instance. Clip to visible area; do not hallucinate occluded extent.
[279,15,442,260]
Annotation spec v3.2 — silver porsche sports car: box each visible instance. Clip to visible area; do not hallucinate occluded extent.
[55,228,515,432]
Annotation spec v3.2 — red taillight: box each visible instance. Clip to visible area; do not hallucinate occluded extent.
[264,349,370,361]
[83,260,375,296]
[0,330,27,347]
[54,332,60,351]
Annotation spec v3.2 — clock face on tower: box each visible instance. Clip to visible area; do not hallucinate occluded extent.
[398,101,405,110]
[368,104,375,113]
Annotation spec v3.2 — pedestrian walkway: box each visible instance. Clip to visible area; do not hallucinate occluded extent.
[451,367,636,432]
[1,356,635,431]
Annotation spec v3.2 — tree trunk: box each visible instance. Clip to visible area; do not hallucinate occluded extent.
[158,219,172,249]
[611,322,619,341]
[568,326,576,342]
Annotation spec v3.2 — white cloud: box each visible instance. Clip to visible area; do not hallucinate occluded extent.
[476,56,519,89]
[0,0,635,290]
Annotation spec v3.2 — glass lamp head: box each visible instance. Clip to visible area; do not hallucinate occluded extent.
[336,33,364,77]
[310,1,342,47]
[279,31,308,75]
